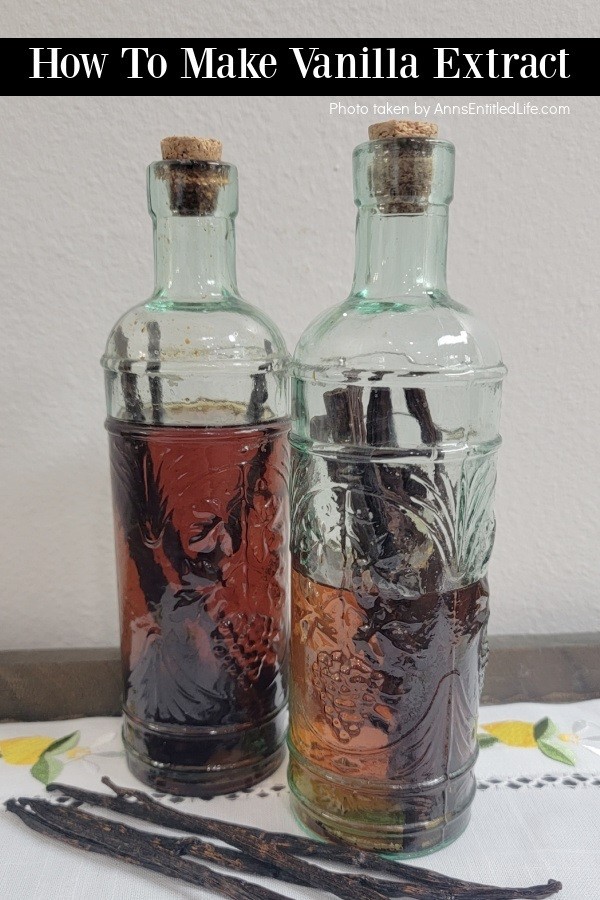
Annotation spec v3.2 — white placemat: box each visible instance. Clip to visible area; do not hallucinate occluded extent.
[1,700,599,899]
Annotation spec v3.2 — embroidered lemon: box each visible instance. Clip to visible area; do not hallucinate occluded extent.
[0,736,55,765]
[481,721,537,748]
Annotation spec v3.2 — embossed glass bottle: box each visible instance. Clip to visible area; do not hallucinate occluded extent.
[288,122,505,853]
[101,138,289,796]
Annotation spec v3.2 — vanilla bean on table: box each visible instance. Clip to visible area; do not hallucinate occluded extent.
[23,787,441,900]
[8,796,391,900]
[5,798,288,900]
[40,786,390,900]
[42,779,561,900]
[39,791,391,900]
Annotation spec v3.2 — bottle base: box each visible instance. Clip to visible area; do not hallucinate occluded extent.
[122,705,287,797]
[125,739,286,797]
[289,793,470,856]
[287,746,476,855]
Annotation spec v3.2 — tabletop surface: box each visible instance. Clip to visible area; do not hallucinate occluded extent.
[1,699,600,899]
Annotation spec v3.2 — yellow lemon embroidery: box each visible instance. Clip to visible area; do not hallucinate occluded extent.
[481,721,537,748]
[0,736,55,765]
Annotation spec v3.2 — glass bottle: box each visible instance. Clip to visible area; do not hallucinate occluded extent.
[288,122,505,854]
[101,137,290,796]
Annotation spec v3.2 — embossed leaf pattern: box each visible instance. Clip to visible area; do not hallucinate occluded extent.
[294,450,498,590]
[406,467,457,568]
[455,454,498,579]
[296,596,338,651]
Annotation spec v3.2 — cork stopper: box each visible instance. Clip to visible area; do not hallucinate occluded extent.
[160,136,222,162]
[367,120,438,214]
[157,135,228,215]
[368,120,438,141]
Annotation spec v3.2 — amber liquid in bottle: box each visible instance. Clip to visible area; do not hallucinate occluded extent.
[290,567,489,848]
[108,413,289,795]
[103,140,290,795]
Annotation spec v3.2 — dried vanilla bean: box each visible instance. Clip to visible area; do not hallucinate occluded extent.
[6,797,287,900]
[33,786,441,900]
[113,326,144,423]
[404,387,441,445]
[146,320,163,425]
[246,340,273,422]
[43,786,388,900]
[41,780,562,900]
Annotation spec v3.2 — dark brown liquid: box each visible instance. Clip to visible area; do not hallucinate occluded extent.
[108,416,289,795]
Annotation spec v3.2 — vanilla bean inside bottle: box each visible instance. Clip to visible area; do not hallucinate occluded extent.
[288,121,505,854]
[102,137,290,796]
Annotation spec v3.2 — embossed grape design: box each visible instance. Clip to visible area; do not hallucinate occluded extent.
[214,611,280,684]
[312,649,384,743]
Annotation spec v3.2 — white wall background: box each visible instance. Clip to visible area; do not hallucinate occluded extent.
[1,3,599,648]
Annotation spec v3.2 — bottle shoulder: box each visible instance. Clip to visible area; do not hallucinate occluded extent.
[101,295,289,373]
[293,293,504,377]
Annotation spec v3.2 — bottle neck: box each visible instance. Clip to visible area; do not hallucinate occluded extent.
[351,206,449,300]
[152,214,238,303]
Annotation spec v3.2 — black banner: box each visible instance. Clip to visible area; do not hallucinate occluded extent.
[3,39,592,95]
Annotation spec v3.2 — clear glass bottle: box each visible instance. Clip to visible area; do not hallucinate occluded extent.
[288,122,505,854]
[101,137,289,796]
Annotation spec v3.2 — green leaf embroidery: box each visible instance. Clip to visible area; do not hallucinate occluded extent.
[31,754,63,785]
[537,739,576,767]
[534,717,559,742]
[477,733,500,748]
[43,731,80,757]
